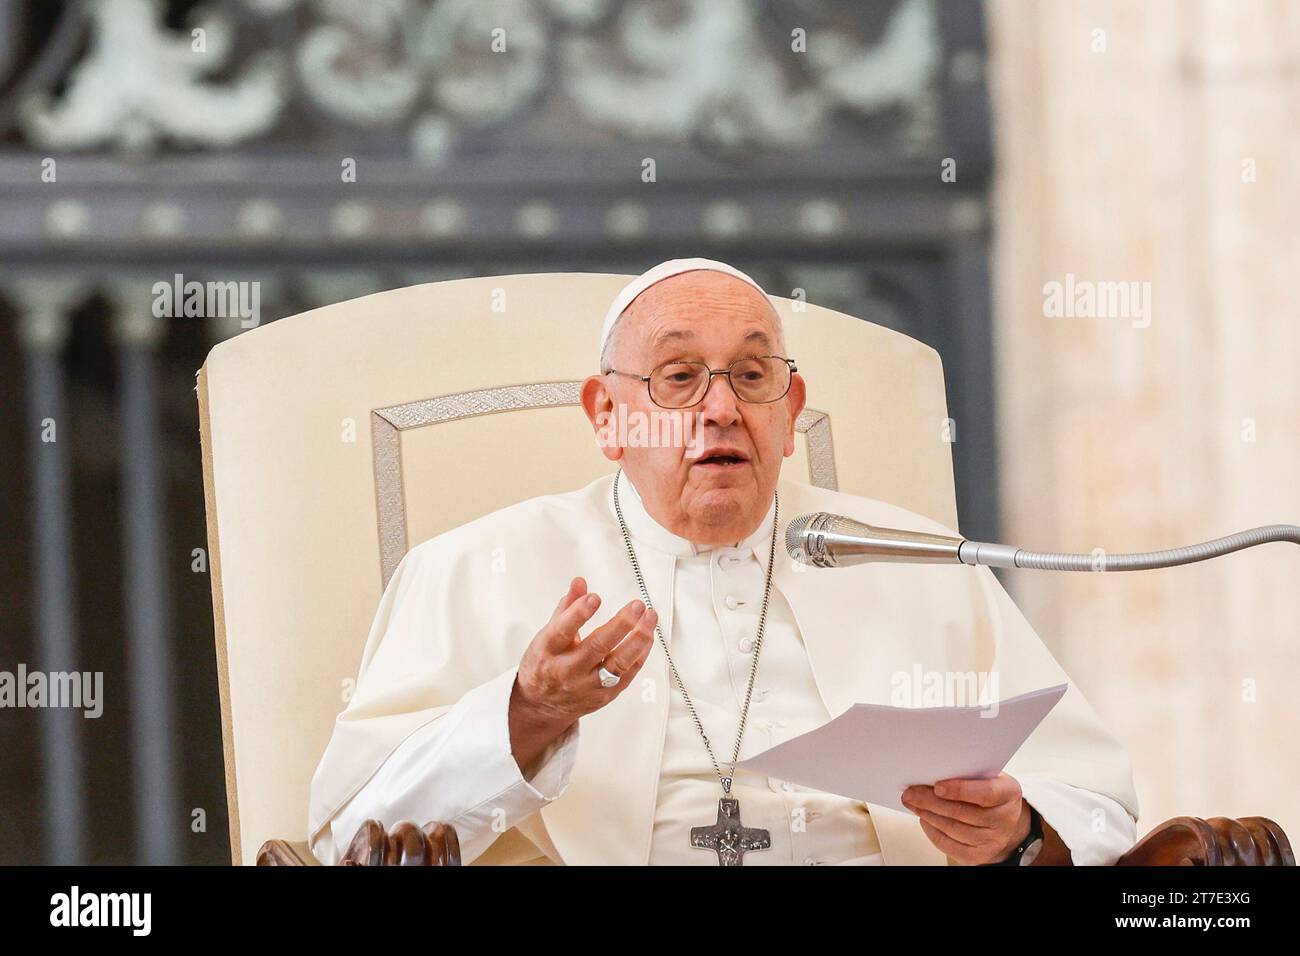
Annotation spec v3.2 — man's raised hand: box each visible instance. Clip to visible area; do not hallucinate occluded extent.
[508,577,657,774]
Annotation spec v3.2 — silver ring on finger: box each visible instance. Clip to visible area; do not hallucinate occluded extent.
[598,664,621,689]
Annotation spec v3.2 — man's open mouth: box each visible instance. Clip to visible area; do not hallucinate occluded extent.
[694,448,749,467]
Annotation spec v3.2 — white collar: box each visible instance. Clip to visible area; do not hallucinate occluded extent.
[608,471,776,558]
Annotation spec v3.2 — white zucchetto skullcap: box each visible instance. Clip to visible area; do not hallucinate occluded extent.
[598,257,770,369]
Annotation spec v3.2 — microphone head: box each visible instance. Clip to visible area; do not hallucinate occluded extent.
[785,513,813,561]
[786,512,832,566]
[786,511,965,568]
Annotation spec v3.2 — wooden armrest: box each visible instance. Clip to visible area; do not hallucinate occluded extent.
[1117,816,1293,866]
[255,839,318,866]
[256,820,462,866]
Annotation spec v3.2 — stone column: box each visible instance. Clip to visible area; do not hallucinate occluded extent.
[14,278,87,864]
[109,278,182,865]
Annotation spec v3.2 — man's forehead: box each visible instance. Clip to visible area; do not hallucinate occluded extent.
[624,273,779,345]
[597,258,772,367]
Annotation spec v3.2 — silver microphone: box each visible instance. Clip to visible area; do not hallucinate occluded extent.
[786,512,1300,571]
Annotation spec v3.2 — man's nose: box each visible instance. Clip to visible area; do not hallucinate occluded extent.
[697,373,742,426]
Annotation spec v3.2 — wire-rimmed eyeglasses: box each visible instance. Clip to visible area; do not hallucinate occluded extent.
[603,355,797,409]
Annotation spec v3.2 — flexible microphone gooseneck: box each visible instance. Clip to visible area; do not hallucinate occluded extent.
[786,512,1300,571]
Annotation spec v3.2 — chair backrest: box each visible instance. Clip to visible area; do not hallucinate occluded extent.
[197,272,957,864]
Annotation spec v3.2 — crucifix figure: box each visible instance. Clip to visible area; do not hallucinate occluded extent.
[690,797,771,866]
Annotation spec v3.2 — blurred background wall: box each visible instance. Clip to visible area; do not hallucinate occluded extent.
[0,0,1294,865]
[988,0,1299,849]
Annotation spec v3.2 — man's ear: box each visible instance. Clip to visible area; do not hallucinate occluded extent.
[782,373,807,458]
[581,374,624,463]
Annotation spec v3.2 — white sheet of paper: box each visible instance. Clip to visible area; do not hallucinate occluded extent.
[736,683,1069,813]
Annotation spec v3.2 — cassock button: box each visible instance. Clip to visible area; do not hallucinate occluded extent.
[804,856,820,866]
[738,637,753,653]
[724,595,740,610]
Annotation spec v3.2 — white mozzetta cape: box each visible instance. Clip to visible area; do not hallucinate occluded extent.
[309,473,1138,865]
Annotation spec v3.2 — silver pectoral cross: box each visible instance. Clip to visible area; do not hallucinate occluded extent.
[690,797,771,866]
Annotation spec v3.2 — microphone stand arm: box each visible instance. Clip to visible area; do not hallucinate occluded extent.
[958,525,1300,571]
[787,513,1300,571]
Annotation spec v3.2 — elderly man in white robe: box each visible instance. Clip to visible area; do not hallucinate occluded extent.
[308,257,1138,866]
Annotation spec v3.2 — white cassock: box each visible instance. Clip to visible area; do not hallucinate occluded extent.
[308,472,1139,865]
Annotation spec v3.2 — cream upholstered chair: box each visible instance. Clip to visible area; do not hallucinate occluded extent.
[198,272,1292,867]
[197,271,956,866]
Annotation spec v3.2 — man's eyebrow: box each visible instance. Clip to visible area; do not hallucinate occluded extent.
[651,328,695,349]
[651,328,773,351]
